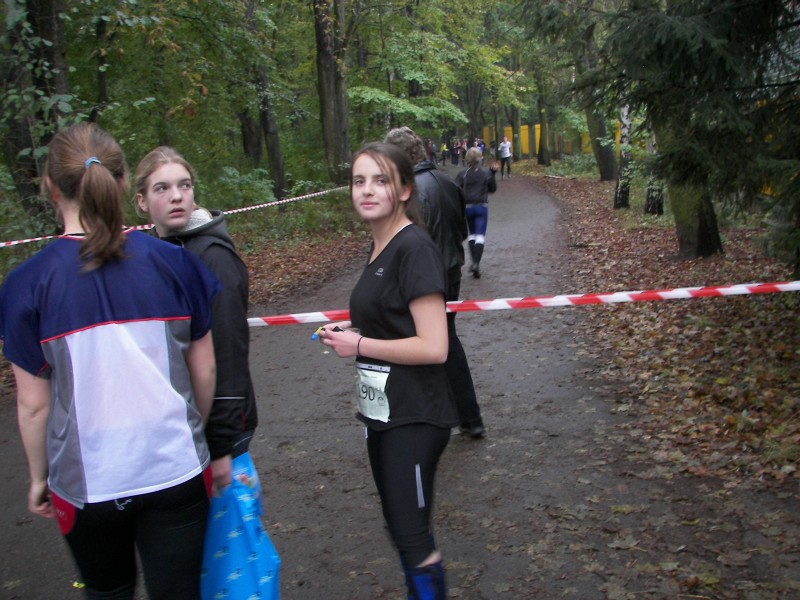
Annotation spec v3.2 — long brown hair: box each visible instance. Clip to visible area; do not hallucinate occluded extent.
[350,142,421,225]
[45,123,129,270]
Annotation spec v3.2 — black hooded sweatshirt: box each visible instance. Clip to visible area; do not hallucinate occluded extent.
[160,209,258,459]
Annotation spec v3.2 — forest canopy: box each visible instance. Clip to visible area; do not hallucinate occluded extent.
[1,0,798,270]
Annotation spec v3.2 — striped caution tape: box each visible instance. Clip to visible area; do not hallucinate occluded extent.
[0,224,153,248]
[223,187,347,215]
[1,187,347,248]
[246,281,800,328]
[1,233,59,248]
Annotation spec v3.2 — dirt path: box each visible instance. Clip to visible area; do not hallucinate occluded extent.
[1,168,798,599]
[242,166,800,600]
[246,166,616,599]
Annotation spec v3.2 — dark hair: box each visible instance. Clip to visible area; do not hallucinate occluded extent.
[350,142,421,224]
[383,127,427,165]
[45,123,129,270]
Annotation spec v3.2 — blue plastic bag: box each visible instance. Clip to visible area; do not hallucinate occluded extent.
[201,452,280,600]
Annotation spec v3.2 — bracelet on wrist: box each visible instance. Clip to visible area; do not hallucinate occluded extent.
[357,336,364,356]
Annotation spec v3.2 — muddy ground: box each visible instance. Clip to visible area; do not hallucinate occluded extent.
[1,165,798,599]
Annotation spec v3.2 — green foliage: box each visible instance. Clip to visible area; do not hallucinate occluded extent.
[600,1,799,211]
[226,189,360,255]
[3,0,792,273]
[2,3,78,161]
[523,0,799,262]
[207,168,275,211]
[0,0,534,280]
[544,154,598,178]
[0,168,54,283]
[344,0,525,142]
[348,87,466,127]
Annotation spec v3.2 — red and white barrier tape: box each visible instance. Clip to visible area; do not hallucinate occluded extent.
[223,187,347,215]
[0,224,153,248]
[247,281,800,328]
[1,187,347,248]
[1,233,58,248]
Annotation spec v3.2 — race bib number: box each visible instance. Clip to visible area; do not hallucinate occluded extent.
[355,362,391,423]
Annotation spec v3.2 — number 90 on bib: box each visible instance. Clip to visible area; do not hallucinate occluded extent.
[355,362,391,423]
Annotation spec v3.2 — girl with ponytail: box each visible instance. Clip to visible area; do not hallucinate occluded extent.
[43,122,127,269]
[0,123,221,599]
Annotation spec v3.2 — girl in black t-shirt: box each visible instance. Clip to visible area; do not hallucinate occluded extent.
[317,142,457,599]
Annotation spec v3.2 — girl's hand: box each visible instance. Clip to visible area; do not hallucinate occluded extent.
[311,321,351,341]
[317,322,361,358]
[28,479,54,518]
[211,455,232,495]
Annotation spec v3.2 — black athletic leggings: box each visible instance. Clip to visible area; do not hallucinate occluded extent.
[366,423,451,567]
[53,472,210,600]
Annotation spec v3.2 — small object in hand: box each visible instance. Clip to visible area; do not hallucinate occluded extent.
[491,160,501,172]
[312,325,344,340]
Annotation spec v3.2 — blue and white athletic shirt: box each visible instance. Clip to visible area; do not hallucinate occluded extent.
[0,230,221,507]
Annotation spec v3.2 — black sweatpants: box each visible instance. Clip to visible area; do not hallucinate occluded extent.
[445,278,483,429]
[53,472,210,600]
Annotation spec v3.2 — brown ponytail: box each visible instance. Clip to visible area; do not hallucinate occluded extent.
[45,123,129,270]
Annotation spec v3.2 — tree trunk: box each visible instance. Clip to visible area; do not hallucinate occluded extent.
[574,15,617,181]
[29,0,69,97]
[257,66,287,198]
[652,121,723,257]
[537,119,551,166]
[613,104,631,209]
[238,110,263,168]
[535,75,550,166]
[492,98,500,150]
[463,81,484,140]
[585,108,618,181]
[89,17,108,122]
[644,180,664,215]
[644,134,663,215]
[669,183,724,258]
[313,0,350,185]
[1,0,69,219]
[614,168,630,209]
[245,0,286,197]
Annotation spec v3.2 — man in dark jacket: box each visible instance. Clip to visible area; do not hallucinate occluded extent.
[385,127,486,438]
